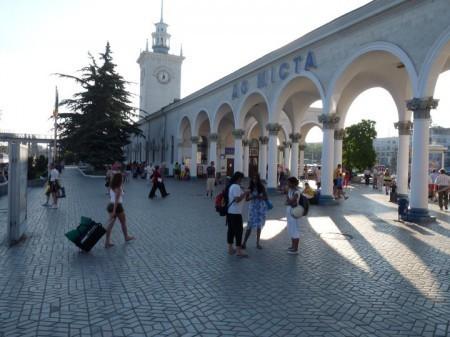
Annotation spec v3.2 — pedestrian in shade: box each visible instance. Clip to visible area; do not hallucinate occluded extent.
[148,165,170,199]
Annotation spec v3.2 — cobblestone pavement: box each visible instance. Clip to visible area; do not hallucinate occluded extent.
[0,168,449,337]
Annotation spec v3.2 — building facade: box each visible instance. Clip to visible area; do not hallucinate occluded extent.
[128,0,450,223]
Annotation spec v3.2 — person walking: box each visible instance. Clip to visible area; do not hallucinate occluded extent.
[206,161,216,198]
[286,177,301,255]
[105,173,135,248]
[148,165,169,199]
[435,168,449,211]
[242,174,268,250]
[226,172,249,257]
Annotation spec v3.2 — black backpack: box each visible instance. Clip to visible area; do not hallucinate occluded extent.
[298,193,309,216]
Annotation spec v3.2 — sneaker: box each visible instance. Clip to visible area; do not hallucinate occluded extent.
[287,247,294,251]
[42,203,49,207]
[288,250,298,255]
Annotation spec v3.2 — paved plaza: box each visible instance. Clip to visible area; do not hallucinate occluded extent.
[0,168,450,337]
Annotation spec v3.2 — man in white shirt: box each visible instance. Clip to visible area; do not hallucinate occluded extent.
[49,163,60,209]
[227,172,249,257]
[435,169,449,210]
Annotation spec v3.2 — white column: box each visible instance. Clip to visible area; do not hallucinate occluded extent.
[408,97,438,223]
[243,140,250,177]
[190,136,199,178]
[283,142,291,172]
[442,152,445,169]
[318,114,339,202]
[259,136,268,180]
[177,141,183,164]
[394,121,412,197]
[208,133,218,166]
[266,123,281,189]
[299,145,305,178]
[290,133,301,178]
[232,129,244,173]
[334,129,344,167]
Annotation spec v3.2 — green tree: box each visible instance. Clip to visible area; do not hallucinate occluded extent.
[342,119,377,171]
[57,42,141,169]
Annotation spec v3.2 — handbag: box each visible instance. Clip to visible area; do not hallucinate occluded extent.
[265,200,273,210]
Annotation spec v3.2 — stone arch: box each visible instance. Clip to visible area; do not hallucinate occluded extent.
[212,102,234,132]
[272,72,326,133]
[193,110,211,136]
[237,90,270,131]
[419,26,450,97]
[326,41,419,119]
[299,121,323,144]
[178,115,192,146]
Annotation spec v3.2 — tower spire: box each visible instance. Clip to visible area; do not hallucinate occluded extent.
[160,0,164,23]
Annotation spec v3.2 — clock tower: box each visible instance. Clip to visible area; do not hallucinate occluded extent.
[138,0,184,119]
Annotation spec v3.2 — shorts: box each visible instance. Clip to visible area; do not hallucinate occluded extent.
[49,181,59,193]
[107,203,124,214]
[206,178,215,191]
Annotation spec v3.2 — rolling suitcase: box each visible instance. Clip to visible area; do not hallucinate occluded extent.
[65,217,106,252]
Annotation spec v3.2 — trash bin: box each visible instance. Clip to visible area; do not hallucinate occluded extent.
[398,198,409,220]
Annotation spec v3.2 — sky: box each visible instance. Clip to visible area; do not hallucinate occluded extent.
[0,0,449,143]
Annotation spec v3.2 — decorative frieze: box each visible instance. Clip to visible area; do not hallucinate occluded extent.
[282,141,291,149]
[209,133,219,142]
[190,136,200,144]
[394,121,413,136]
[406,97,439,119]
[334,128,345,140]
[266,123,282,136]
[242,139,250,147]
[289,133,302,143]
[259,136,269,145]
[318,113,340,129]
[232,129,245,139]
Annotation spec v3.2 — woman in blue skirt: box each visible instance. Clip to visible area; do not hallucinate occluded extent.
[242,174,268,250]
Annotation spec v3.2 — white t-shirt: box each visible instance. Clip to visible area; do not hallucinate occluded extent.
[228,184,244,214]
[110,189,124,204]
[50,168,59,182]
[435,174,450,186]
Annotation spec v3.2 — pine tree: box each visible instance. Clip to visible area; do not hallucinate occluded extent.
[57,42,141,169]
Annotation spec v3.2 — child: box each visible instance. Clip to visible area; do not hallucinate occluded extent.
[286,177,301,255]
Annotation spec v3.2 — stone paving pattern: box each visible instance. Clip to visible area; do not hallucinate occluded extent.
[0,168,449,337]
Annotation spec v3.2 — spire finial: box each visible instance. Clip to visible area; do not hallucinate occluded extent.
[160,0,164,22]
[146,39,149,51]
[180,44,183,57]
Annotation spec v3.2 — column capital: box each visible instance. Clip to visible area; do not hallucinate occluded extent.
[209,133,219,142]
[232,129,245,139]
[394,121,413,135]
[266,123,282,136]
[242,139,250,147]
[318,113,340,129]
[282,141,291,148]
[190,136,200,144]
[278,145,285,152]
[259,136,269,145]
[289,133,302,143]
[334,128,345,140]
[299,144,306,151]
[406,97,439,119]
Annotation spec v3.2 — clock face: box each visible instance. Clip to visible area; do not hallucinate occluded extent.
[157,70,170,84]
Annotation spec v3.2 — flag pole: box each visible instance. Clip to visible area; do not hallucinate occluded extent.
[53,86,59,163]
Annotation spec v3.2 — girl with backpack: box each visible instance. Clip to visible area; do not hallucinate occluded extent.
[242,174,267,250]
[226,172,250,257]
[286,177,301,255]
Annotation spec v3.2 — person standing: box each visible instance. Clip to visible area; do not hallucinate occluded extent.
[226,172,249,257]
[105,173,135,248]
[435,169,449,211]
[148,165,169,199]
[286,177,301,254]
[363,167,371,185]
[314,166,321,189]
[48,163,60,209]
[383,168,392,195]
[206,161,216,198]
[242,174,267,250]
